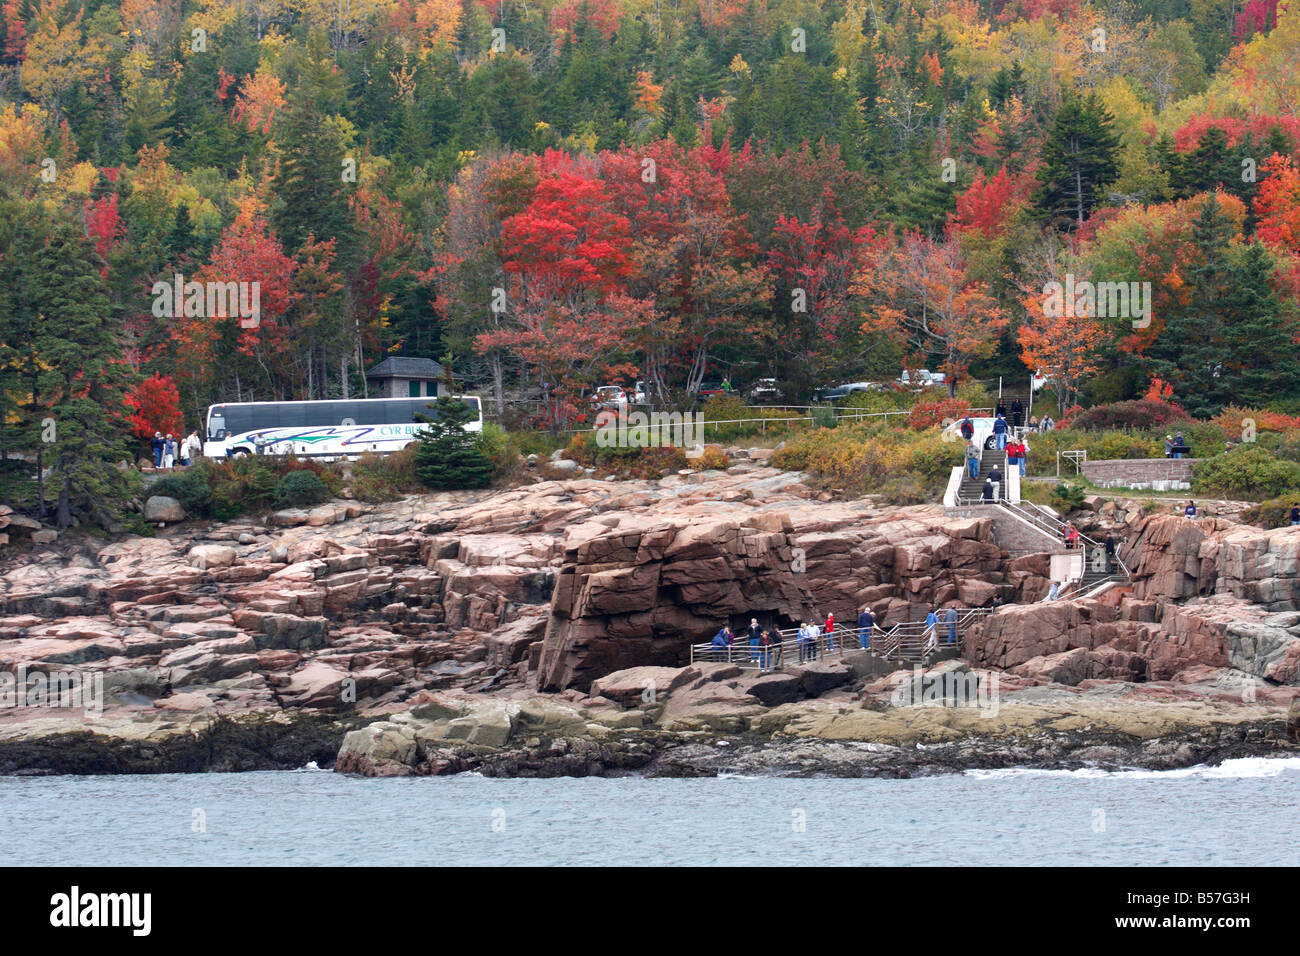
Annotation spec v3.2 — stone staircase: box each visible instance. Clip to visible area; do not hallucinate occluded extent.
[958,449,1008,502]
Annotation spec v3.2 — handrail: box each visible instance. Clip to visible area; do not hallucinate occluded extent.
[688,610,992,670]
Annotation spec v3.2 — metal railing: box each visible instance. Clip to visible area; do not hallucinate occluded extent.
[564,405,998,437]
[687,609,992,671]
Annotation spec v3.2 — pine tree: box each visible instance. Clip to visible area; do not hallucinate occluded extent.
[411,365,492,489]
[1033,94,1120,228]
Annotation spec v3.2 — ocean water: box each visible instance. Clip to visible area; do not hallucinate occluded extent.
[4,757,1298,866]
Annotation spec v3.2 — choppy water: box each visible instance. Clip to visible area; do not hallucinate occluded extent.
[5,757,1298,866]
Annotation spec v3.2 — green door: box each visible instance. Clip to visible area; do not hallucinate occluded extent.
[408,380,420,397]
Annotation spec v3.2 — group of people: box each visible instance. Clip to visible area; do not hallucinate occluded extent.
[706,603,969,669]
[151,430,202,469]
[1164,432,1190,458]
[994,398,1024,428]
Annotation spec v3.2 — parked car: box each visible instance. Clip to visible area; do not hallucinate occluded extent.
[942,416,1032,451]
[747,378,785,404]
[590,385,628,411]
[813,381,876,402]
[696,381,728,399]
[898,369,947,388]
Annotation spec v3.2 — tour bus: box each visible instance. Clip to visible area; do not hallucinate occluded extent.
[203,395,483,459]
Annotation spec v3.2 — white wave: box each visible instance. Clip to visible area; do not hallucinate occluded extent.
[966,756,1300,781]
[292,761,327,773]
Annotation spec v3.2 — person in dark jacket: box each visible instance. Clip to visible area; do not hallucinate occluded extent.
[988,464,1002,500]
[1104,533,1117,572]
[857,607,875,649]
[1010,398,1023,428]
[1185,500,1197,519]
[993,414,1008,450]
[944,606,958,645]
[981,478,994,501]
[710,625,733,661]
[151,431,164,468]
[747,618,762,663]
[996,398,1007,419]
[960,416,974,442]
[1291,505,1300,527]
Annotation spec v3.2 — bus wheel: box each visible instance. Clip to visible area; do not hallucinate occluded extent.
[229,448,250,458]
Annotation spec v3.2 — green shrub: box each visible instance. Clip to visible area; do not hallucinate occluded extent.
[210,456,278,519]
[149,463,214,518]
[1050,481,1087,514]
[274,469,330,509]
[770,424,959,497]
[412,396,493,489]
[478,424,522,481]
[1026,429,1164,476]
[1241,496,1300,529]
[1192,446,1300,500]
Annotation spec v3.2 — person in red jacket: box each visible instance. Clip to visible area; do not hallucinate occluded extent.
[824,611,835,652]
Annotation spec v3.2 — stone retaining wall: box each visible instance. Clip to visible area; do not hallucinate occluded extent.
[1080,457,1200,490]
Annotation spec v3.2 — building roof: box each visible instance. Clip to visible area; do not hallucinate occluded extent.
[365,356,447,379]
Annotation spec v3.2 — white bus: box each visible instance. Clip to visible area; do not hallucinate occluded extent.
[203,396,483,459]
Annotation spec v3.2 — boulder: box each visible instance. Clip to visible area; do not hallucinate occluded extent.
[143,496,186,523]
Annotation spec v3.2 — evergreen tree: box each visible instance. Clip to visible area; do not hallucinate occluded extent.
[411,366,492,489]
[1032,94,1120,228]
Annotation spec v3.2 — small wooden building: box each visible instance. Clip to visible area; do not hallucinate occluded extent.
[364,357,449,399]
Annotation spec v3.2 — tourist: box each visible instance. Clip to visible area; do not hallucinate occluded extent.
[748,618,762,663]
[162,434,176,469]
[808,617,822,659]
[1005,440,1020,479]
[960,416,974,442]
[769,627,783,668]
[798,621,814,663]
[991,594,1004,610]
[824,611,835,652]
[1164,434,1174,459]
[1015,438,1027,477]
[1173,431,1187,459]
[1041,415,1055,432]
[1029,416,1040,432]
[993,413,1008,450]
[988,464,1002,500]
[1104,533,1117,573]
[1291,505,1300,527]
[1046,580,1060,601]
[966,442,980,481]
[1011,398,1023,428]
[1185,500,1197,519]
[759,628,773,669]
[182,429,202,466]
[944,606,958,645]
[857,606,875,649]
[151,431,164,468]
[996,397,1007,419]
[923,608,939,653]
[1064,521,1080,549]
[710,625,733,662]
[981,477,994,501]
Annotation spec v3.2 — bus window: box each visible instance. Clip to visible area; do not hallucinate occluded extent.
[404,398,438,422]
[208,410,226,440]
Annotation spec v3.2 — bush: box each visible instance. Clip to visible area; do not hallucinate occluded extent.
[770,425,959,497]
[349,448,420,503]
[149,462,214,518]
[1050,481,1087,514]
[1026,429,1165,476]
[411,397,493,489]
[1241,496,1300,529]
[477,424,523,482]
[689,446,731,471]
[209,455,278,519]
[1067,398,1192,431]
[1192,446,1300,500]
[563,432,689,478]
[274,469,330,509]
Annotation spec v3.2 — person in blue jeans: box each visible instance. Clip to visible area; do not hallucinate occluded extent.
[966,442,980,480]
[993,414,1008,450]
[944,607,958,645]
[857,607,874,649]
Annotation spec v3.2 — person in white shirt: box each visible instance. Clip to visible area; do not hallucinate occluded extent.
[182,430,202,465]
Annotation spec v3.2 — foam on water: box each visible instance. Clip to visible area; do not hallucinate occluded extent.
[965,756,1300,781]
